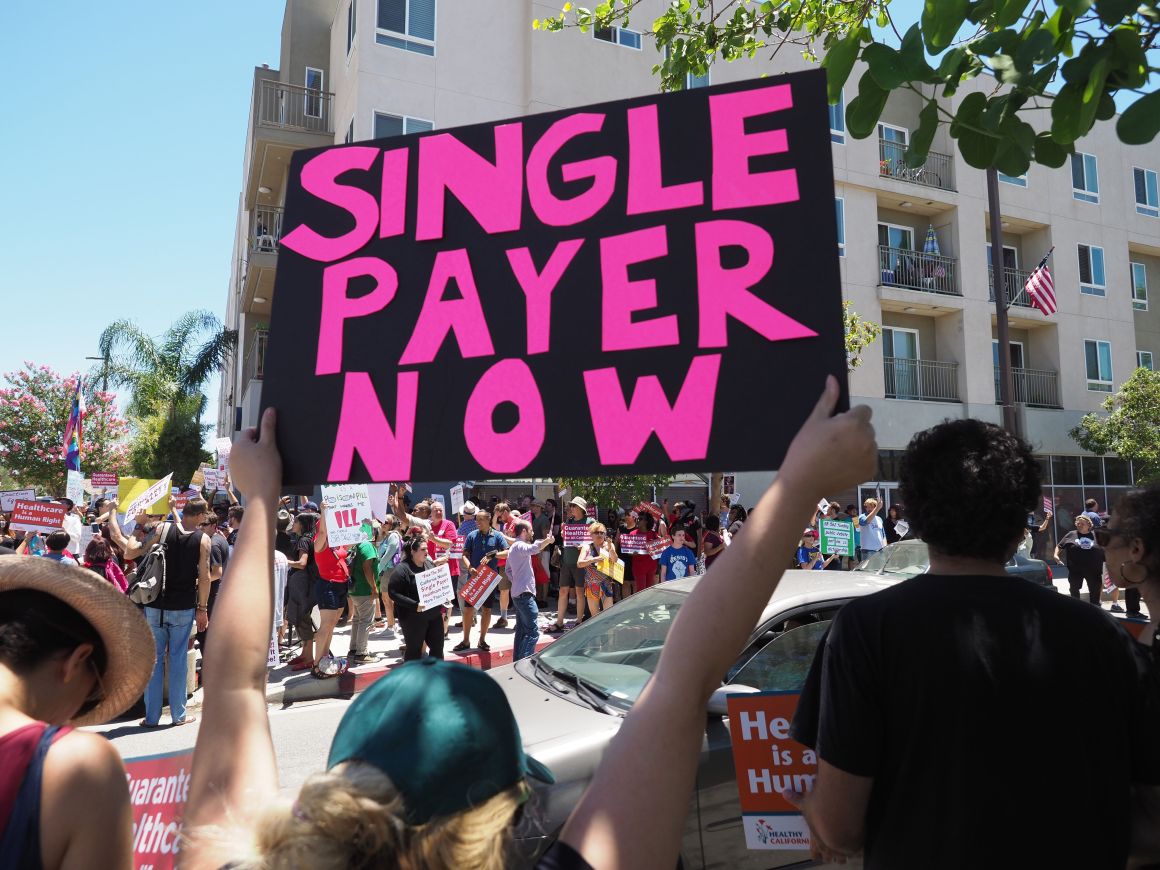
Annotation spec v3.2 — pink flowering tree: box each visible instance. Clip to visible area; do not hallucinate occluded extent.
[0,363,131,496]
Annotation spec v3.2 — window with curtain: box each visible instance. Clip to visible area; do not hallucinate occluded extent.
[1071,152,1099,203]
[1078,244,1106,296]
[377,0,435,55]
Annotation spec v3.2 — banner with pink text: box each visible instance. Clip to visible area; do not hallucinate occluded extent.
[262,70,846,485]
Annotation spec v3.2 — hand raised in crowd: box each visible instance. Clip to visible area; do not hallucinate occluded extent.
[230,408,281,503]
[780,375,876,496]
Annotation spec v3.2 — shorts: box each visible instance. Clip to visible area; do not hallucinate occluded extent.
[315,578,349,611]
[559,560,584,589]
[499,564,512,592]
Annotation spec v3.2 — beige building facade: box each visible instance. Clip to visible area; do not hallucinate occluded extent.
[218,0,1159,535]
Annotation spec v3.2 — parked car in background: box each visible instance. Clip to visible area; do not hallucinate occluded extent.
[855,539,1054,588]
[493,570,899,868]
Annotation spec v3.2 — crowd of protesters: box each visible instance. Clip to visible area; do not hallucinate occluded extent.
[2,377,1160,867]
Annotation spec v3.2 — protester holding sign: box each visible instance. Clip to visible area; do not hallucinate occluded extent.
[577,522,618,614]
[309,505,350,678]
[0,558,154,870]
[552,497,595,633]
[456,509,508,652]
[387,534,444,662]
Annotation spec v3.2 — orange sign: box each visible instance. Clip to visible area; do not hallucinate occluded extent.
[726,692,815,850]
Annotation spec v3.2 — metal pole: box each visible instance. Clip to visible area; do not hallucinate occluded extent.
[987,166,1021,437]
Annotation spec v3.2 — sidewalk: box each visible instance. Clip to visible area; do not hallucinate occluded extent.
[260,609,561,705]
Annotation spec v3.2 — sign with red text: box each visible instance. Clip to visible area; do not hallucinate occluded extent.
[727,692,815,851]
[321,483,373,547]
[460,564,501,608]
[9,500,66,533]
[125,748,194,869]
[92,472,119,489]
[449,534,466,560]
[262,71,847,485]
[647,535,672,559]
[636,502,663,522]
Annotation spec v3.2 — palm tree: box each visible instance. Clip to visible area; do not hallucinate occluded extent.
[97,310,236,421]
[95,311,236,482]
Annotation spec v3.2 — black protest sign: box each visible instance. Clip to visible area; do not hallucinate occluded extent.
[262,69,846,486]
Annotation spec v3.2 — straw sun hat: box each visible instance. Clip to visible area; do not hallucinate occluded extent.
[0,556,155,726]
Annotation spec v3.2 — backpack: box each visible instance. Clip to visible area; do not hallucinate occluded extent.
[127,523,169,606]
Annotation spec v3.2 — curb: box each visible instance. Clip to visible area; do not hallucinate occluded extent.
[267,638,556,705]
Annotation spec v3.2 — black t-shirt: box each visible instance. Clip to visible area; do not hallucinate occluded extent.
[209,534,229,581]
[791,574,1160,870]
[1059,530,1104,571]
[152,523,204,611]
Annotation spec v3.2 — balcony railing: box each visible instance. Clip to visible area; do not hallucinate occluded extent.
[987,266,1035,308]
[884,357,960,402]
[878,140,955,191]
[257,80,334,134]
[250,206,284,254]
[878,245,960,296]
[245,330,268,382]
[994,366,1061,409]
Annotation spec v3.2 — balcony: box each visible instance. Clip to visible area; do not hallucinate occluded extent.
[257,80,334,135]
[250,206,284,254]
[988,266,1035,308]
[878,140,955,192]
[244,330,268,383]
[884,357,960,402]
[878,245,960,296]
[994,366,1061,409]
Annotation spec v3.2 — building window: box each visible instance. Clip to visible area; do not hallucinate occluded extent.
[376,0,435,55]
[1132,261,1149,311]
[829,90,845,144]
[998,171,1027,187]
[373,112,433,140]
[686,69,710,89]
[1071,152,1099,203]
[304,67,324,119]
[1135,167,1159,218]
[1138,350,1155,371]
[835,197,845,257]
[593,25,641,49]
[347,0,357,54]
[1078,244,1106,297]
[344,117,355,143]
[1084,339,1113,392]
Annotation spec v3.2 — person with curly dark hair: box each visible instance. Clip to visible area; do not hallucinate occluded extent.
[1098,484,1160,648]
[786,419,1160,869]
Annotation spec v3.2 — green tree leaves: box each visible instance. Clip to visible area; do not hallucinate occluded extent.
[1070,368,1160,483]
[846,70,890,139]
[1117,90,1160,144]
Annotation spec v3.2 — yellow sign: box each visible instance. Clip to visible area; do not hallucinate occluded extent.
[117,478,170,516]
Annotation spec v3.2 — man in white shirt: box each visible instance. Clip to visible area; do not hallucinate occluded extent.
[858,497,887,559]
[59,499,84,557]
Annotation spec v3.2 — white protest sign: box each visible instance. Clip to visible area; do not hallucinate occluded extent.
[416,562,455,610]
[0,489,36,512]
[321,484,373,547]
[431,493,445,509]
[894,519,910,538]
[367,483,392,520]
[124,474,173,519]
[215,437,232,475]
[816,497,830,515]
[202,469,222,492]
[80,524,95,557]
[450,484,465,515]
[66,470,85,506]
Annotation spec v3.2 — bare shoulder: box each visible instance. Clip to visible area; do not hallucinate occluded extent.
[44,730,129,791]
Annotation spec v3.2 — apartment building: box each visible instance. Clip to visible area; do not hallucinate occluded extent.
[218,0,1160,539]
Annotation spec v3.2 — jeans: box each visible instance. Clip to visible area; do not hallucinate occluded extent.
[513,592,539,661]
[350,595,376,655]
[144,607,195,724]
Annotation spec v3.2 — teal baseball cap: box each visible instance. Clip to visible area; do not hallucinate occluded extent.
[326,658,554,823]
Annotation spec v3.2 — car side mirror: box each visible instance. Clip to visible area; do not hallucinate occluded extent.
[707,683,761,717]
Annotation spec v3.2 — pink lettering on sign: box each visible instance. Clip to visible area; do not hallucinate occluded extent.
[507,239,584,355]
[416,124,524,241]
[626,104,704,215]
[399,249,495,365]
[463,359,545,473]
[695,220,817,347]
[709,85,799,211]
[318,257,399,376]
[328,371,419,481]
[601,226,679,352]
[280,146,381,262]
[527,113,617,226]
[379,147,410,239]
[583,354,721,464]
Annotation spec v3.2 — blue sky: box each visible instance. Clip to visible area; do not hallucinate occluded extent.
[0,1,284,427]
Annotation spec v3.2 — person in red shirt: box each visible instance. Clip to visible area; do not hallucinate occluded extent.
[631,513,661,592]
[311,505,350,678]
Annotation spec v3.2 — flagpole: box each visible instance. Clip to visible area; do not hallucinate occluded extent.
[987,166,1021,438]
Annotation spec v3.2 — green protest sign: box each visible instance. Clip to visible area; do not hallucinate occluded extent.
[819,518,855,557]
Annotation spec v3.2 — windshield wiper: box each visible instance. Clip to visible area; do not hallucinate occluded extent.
[532,659,620,715]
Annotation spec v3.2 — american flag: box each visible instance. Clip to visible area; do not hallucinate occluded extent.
[1024,250,1056,316]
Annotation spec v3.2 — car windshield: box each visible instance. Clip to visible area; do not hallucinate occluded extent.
[859,539,930,576]
[536,586,686,708]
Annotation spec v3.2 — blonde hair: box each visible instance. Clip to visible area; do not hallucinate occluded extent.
[186,762,524,870]
[589,522,608,536]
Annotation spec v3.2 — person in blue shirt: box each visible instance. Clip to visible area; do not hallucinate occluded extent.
[658,529,697,582]
[796,529,836,570]
[455,509,508,652]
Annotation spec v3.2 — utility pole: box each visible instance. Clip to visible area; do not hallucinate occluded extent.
[987,166,1021,438]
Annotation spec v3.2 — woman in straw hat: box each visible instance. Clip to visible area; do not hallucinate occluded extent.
[182,379,876,869]
[0,556,154,868]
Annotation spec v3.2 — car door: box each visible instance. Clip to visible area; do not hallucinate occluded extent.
[695,606,845,869]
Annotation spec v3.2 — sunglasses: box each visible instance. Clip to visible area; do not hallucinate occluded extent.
[76,657,107,718]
